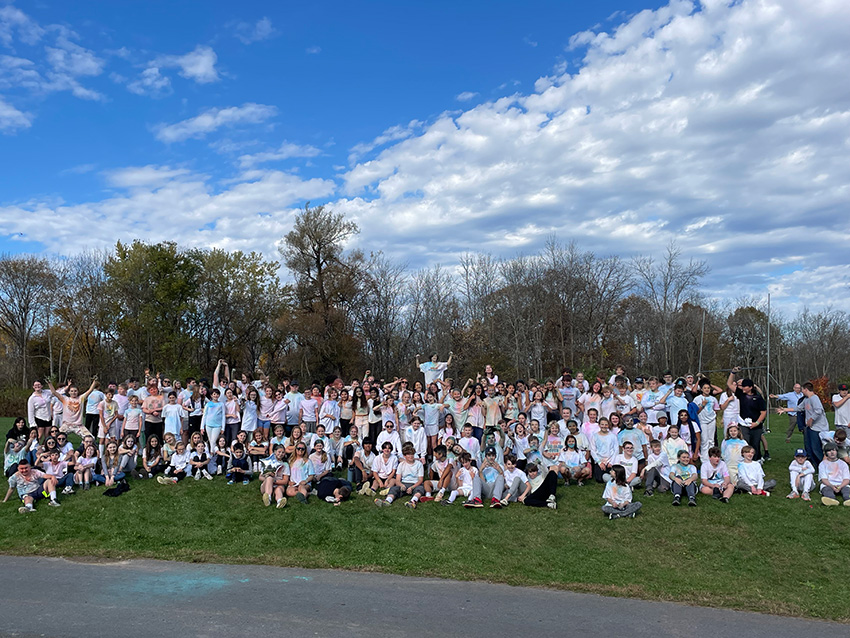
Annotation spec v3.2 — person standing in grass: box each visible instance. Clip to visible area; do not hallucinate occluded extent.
[200,388,225,453]
[787,448,815,501]
[818,443,850,507]
[601,464,642,519]
[699,447,734,503]
[669,450,698,507]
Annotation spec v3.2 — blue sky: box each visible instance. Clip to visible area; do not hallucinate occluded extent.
[1,0,849,313]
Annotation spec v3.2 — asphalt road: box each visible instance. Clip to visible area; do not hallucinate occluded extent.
[0,556,841,637]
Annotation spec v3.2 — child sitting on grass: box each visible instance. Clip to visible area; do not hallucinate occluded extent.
[787,448,815,501]
[558,434,590,486]
[736,445,776,496]
[601,464,642,519]
[376,443,425,509]
[642,439,670,496]
[669,450,698,507]
[157,441,190,484]
[818,442,850,507]
[226,443,252,485]
[699,446,734,503]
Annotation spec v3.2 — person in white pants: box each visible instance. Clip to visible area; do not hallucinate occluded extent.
[787,448,815,501]
[693,380,721,464]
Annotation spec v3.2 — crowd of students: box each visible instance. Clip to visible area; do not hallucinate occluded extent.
[5,358,850,518]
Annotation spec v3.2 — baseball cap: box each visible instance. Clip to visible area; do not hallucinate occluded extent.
[484,446,497,456]
[290,379,299,386]
[794,449,806,457]
[634,377,644,383]
[740,378,754,387]
[839,384,848,391]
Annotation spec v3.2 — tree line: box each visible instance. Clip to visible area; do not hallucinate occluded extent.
[0,204,847,397]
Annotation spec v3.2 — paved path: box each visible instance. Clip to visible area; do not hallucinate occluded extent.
[0,556,841,637]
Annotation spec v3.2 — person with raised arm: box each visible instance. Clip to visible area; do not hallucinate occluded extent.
[48,377,98,438]
[416,351,453,386]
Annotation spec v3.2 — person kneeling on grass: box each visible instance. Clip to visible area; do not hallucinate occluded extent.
[818,443,850,507]
[375,443,425,508]
[157,441,190,484]
[601,464,642,519]
[4,457,60,512]
[736,445,775,496]
[519,462,558,510]
[699,447,734,503]
[787,448,815,501]
[669,450,698,507]
[260,445,290,508]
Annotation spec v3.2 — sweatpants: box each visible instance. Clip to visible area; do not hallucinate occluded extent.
[672,481,697,500]
[504,476,525,502]
[480,475,505,501]
[644,468,670,492]
[602,502,642,517]
[388,481,425,500]
[736,478,777,492]
[820,484,850,500]
[742,425,764,461]
[790,472,813,494]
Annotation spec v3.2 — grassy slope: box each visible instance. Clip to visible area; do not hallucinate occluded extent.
[1,416,845,622]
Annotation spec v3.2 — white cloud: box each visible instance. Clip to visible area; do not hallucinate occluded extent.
[0,96,32,132]
[0,5,44,47]
[306,46,321,55]
[348,120,423,163]
[233,17,276,44]
[126,66,171,97]
[154,45,219,84]
[45,36,105,77]
[0,166,336,255]
[238,141,322,167]
[456,91,479,102]
[332,0,850,311]
[523,36,538,47]
[154,103,278,143]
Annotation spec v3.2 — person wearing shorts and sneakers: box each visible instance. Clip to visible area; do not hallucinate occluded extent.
[3,458,60,512]
[818,443,850,507]
[375,443,424,508]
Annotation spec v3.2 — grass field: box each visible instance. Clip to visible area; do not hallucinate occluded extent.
[2,415,846,622]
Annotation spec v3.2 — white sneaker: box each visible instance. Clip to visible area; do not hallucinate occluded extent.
[62,486,74,495]
[203,470,213,481]
[216,466,223,475]
[325,496,336,503]
[194,471,201,481]
[48,499,61,507]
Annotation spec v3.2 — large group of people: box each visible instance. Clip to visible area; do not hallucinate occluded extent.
[5,356,850,518]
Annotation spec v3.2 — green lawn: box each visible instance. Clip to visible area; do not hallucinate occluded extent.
[1,415,846,622]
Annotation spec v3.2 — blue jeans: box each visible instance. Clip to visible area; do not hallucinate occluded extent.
[804,427,823,466]
[92,472,126,484]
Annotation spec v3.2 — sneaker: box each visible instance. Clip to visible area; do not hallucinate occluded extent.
[194,471,201,481]
[577,481,584,487]
[325,496,336,503]
[787,492,800,499]
[242,479,250,485]
[131,469,141,479]
[203,470,213,481]
[547,501,557,510]
[500,498,509,507]
[628,512,637,518]
[822,497,840,506]
[441,499,453,506]
[296,492,308,505]
[379,487,390,496]
[420,496,434,502]
[688,498,697,507]
[434,491,443,502]
[227,479,235,485]
[84,482,90,490]
[547,494,556,503]
[310,489,318,497]
[62,486,74,495]
[763,451,771,461]
[608,512,615,520]
[720,496,730,503]
[18,506,34,514]
[374,498,386,507]
[464,498,484,508]
[263,493,271,507]
[761,490,771,497]
[405,500,417,509]
[147,473,153,479]
[490,498,502,509]
[672,496,681,507]
[216,466,222,475]
[844,500,850,507]
[276,497,287,509]
[156,476,169,485]
[644,488,654,497]
[48,499,61,507]
[801,492,811,501]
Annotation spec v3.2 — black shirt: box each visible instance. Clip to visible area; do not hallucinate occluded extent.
[735,388,766,422]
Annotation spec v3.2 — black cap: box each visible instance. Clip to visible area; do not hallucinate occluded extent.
[290,380,299,386]
[839,384,848,391]
[634,377,644,383]
[740,378,754,387]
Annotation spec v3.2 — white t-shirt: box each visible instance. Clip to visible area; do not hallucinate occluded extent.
[832,394,850,427]
[719,392,740,424]
[504,467,527,485]
[602,482,632,506]
[612,453,639,478]
[700,460,729,487]
[419,361,448,385]
[371,454,398,479]
[397,459,424,484]
[818,459,850,485]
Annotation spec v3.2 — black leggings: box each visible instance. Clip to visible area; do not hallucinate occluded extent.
[525,470,559,507]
